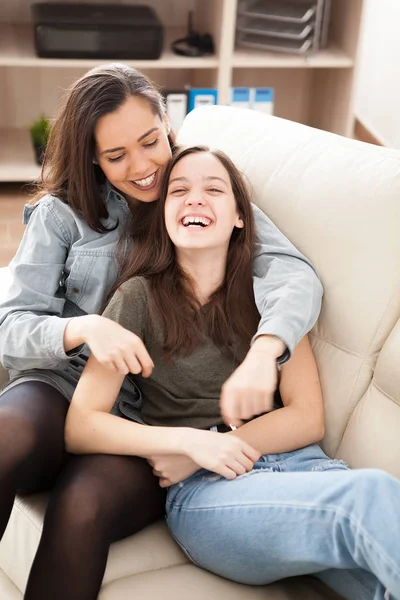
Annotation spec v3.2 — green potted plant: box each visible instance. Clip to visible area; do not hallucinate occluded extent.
[29,115,51,165]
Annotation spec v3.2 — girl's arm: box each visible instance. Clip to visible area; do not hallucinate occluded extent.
[65,354,186,457]
[148,335,323,487]
[228,336,325,455]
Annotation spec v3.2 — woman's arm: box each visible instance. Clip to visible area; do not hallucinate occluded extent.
[252,204,323,359]
[220,206,323,427]
[228,336,325,455]
[0,198,73,370]
[0,200,155,375]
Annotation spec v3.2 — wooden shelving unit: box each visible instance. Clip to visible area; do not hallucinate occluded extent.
[0,0,364,182]
[0,24,220,69]
[0,129,41,182]
[231,45,354,69]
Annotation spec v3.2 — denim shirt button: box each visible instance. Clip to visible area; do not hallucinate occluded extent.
[73,287,79,293]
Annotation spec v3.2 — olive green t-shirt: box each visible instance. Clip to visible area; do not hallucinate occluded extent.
[103,277,243,429]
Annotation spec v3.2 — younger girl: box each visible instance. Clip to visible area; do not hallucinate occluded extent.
[66,146,400,600]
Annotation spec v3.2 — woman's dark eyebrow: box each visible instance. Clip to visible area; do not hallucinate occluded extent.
[100,146,125,156]
[100,127,159,155]
[137,127,159,142]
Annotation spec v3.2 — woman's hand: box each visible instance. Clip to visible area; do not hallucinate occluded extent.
[220,335,284,428]
[65,314,154,376]
[182,429,260,480]
[148,454,200,487]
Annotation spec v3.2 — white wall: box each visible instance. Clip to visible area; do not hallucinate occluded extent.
[355,0,400,148]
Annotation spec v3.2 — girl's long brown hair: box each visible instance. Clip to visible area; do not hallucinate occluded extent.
[114,146,260,359]
[31,63,175,232]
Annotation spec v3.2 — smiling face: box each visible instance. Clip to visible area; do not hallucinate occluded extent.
[164,152,244,254]
[94,96,172,203]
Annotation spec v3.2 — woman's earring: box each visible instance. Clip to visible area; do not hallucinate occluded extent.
[93,158,98,165]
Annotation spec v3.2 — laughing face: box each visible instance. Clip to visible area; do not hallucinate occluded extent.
[94,96,172,204]
[164,152,244,253]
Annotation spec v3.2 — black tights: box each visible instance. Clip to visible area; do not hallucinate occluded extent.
[0,382,167,599]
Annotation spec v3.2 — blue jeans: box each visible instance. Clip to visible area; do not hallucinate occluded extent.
[166,444,400,600]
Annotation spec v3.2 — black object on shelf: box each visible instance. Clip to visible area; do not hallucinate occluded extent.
[171,11,214,57]
[32,3,164,59]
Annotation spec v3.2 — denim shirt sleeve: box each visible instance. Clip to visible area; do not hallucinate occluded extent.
[252,204,323,361]
[0,198,75,370]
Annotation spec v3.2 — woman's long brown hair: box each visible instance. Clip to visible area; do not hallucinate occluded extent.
[30,63,175,232]
[113,146,260,359]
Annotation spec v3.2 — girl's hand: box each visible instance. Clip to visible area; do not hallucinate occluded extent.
[220,336,283,428]
[70,314,154,376]
[148,454,200,487]
[183,429,260,480]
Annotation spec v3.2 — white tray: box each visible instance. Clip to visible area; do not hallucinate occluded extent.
[238,0,317,24]
[237,16,314,40]
[236,30,313,54]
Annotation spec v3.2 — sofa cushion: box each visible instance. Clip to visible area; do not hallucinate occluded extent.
[0,493,342,600]
[98,564,342,600]
[0,493,187,594]
[336,318,400,475]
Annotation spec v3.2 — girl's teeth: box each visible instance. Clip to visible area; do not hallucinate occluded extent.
[182,216,211,226]
[133,172,156,187]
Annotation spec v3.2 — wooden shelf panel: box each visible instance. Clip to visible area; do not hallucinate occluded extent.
[232,45,354,69]
[0,24,219,69]
[0,128,41,182]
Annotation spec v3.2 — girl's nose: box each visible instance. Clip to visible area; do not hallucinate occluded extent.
[185,192,204,206]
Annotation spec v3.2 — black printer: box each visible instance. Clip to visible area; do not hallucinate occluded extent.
[32,3,164,59]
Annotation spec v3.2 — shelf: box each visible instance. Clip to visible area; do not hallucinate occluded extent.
[0,129,41,182]
[0,24,219,69]
[0,0,365,182]
[232,45,354,69]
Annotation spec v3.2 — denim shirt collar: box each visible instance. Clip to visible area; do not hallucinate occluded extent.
[104,180,128,207]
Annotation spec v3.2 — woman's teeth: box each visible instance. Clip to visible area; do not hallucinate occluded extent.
[132,172,156,187]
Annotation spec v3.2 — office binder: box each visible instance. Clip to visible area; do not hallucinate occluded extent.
[188,88,218,112]
[251,87,274,115]
[165,91,188,132]
[230,87,251,109]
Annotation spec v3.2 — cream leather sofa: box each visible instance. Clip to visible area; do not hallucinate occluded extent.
[1,106,400,599]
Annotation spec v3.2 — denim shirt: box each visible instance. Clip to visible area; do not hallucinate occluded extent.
[0,185,323,372]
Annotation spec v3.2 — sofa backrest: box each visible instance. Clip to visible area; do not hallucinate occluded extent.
[177,106,400,477]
